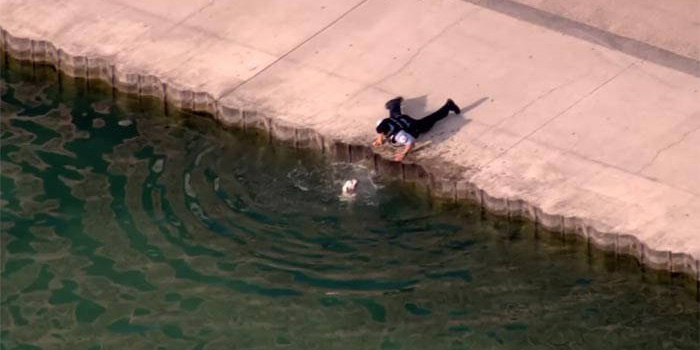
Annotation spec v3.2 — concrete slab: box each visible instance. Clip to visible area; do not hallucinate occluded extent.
[219,0,477,127]
[469,136,700,261]
[460,0,700,76]
[0,0,138,57]
[180,0,365,56]
[641,127,700,195]
[531,62,700,187]
[109,0,213,24]
[504,0,700,61]
[1,0,698,278]
[115,23,277,98]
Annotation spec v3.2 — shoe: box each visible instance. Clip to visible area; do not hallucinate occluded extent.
[385,96,404,110]
[447,99,461,114]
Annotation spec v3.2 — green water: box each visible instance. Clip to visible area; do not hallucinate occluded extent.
[1,60,698,350]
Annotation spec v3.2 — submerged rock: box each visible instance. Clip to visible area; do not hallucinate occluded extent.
[92,118,105,128]
[91,101,111,114]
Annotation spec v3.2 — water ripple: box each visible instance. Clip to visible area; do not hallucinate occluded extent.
[1,61,697,350]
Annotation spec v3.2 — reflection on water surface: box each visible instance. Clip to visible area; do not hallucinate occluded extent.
[1,60,698,350]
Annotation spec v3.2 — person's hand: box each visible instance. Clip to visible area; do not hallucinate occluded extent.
[372,139,382,147]
[394,143,412,162]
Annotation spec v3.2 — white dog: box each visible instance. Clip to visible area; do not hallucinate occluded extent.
[340,179,358,201]
[342,179,358,195]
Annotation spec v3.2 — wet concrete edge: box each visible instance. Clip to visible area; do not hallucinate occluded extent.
[2,27,698,289]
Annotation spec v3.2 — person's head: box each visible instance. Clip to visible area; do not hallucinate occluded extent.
[376,119,391,135]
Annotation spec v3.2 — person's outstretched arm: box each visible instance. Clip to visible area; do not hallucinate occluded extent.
[394,142,414,161]
[372,133,384,146]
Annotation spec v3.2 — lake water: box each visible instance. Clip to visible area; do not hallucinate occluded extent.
[1,60,698,350]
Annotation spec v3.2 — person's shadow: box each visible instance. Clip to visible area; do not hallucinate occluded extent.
[401,95,488,150]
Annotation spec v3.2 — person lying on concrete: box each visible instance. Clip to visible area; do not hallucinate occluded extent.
[372,97,460,161]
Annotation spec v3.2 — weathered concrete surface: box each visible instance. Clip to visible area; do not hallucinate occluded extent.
[1,0,699,279]
[461,0,700,77]
[501,0,700,61]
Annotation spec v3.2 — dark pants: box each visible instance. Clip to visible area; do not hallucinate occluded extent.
[387,100,452,137]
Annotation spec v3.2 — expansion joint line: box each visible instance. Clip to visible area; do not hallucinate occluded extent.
[217,0,370,100]
[482,62,636,168]
[169,0,217,30]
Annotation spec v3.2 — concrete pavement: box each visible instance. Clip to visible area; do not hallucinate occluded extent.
[496,0,700,62]
[1,0,698,280]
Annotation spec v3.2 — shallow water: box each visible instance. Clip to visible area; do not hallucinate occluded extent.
[1,61,698,350]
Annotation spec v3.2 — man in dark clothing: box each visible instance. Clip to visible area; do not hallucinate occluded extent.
[372,97,460,161]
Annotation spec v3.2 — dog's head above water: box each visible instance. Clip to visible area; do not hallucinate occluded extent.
[342,179,358,195]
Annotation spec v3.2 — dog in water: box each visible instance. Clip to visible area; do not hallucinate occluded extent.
[340,179,358,201]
